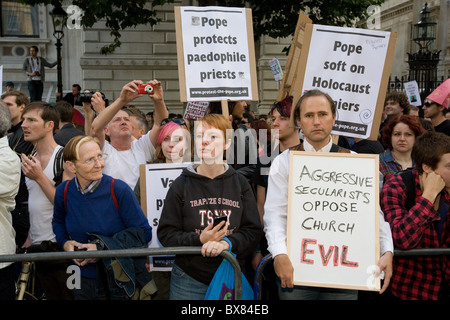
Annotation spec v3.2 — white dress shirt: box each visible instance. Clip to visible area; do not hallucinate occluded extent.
[263,137,394,258]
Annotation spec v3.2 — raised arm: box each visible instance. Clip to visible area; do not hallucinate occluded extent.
[147,80,169,147]
[89,80,142,147]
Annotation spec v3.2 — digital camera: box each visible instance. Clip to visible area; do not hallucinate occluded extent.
[79,90,106,103]
[138,84,154,95]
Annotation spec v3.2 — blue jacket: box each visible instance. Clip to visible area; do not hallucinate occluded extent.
[91,227,156,299]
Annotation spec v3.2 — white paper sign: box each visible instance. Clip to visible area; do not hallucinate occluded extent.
[144,162,191,271]
[404,81,422,107]
[184,101,209,119]
[287,151,380,291]
[179,6,253,101]
[302,25,391,138]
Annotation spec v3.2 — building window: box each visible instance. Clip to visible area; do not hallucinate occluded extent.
[1,0,39,37]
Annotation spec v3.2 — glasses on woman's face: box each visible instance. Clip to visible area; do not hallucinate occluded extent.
[81,154,105,166]
[160,118,185,126]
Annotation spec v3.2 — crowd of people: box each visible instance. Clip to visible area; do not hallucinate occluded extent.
[0,71,449,301]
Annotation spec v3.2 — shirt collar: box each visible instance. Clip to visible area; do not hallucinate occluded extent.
[74,176,103,195]
[302,136,333,152]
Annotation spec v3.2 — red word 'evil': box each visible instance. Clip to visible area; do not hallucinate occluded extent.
[300,238,359,267]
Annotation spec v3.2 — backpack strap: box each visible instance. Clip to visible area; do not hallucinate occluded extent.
[64,180,70,212]
[53,146,64,186]
[64,178,119,211]
[110,178,119,210]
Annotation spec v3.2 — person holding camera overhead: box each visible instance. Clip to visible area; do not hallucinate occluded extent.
[88,79,169,189]
[22,45,57,102]
[157,114,263,300]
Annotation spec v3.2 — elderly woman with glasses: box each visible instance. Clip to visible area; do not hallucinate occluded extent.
[52,135,153,300]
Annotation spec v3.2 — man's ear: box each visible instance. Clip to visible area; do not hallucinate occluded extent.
[422,163,433,174]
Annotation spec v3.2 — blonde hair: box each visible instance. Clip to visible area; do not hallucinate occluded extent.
[63,135,102,162]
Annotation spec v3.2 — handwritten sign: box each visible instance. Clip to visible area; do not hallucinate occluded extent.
[140,162,191,271]
[183,101,209,120]
[175,6,258,102]
[292,24,397,140]
[287,151,380,291]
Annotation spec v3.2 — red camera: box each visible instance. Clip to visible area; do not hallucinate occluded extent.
[138,84,154,95]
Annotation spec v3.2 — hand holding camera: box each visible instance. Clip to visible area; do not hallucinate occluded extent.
[138,84,154,95]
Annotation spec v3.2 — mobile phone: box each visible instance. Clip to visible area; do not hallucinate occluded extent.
[213,215,228,229]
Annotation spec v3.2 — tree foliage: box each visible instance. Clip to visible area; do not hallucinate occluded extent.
[20,0,384,54]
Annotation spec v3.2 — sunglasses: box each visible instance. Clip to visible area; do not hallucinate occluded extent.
[160,118,185,126]
[423,102,437,108]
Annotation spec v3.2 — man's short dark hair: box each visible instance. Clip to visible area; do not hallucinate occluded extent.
[293,89,336,121]
[385,91,410,114]
[54,100,74,123]
[1,91,29,107]
[412,131,450,175]
[22,101,60,134]
[72,84,81,91]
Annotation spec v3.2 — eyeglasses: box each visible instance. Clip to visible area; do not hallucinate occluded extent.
[161,118,185,126]
[81,155,105,166]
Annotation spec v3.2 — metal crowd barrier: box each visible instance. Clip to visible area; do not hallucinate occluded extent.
[254,248,450,300]
[0,246,243,300]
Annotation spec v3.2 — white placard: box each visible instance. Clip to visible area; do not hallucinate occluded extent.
[404,81,422,107]
[287,151,380,291]
[178,6,254,101]
[301,25,392,139]
[143,162,191,271]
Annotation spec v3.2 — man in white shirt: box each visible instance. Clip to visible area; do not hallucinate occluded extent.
[264,89,393,300]
[20,101,73,299]
[0,102,21,300]
[89,80,168,189]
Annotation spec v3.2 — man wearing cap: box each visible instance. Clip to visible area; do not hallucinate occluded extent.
[423,79,450,136]
[22,46,57,102]
[4,81,14,93]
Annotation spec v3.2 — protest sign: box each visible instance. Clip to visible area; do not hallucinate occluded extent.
[291,24,397,140]
[404,80,422,107]
[140,162,191,271]
[175,6,258,102]
[183,101,209,119]
[277,11,312,101]
[287,151,380,291]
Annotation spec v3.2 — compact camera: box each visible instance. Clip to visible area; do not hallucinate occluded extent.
[138,84,154,95]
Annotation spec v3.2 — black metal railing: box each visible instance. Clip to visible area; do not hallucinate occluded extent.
[0,247,243,300]
[253,248,450,300]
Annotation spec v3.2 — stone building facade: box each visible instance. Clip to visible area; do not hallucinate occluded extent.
[1,0,449,116]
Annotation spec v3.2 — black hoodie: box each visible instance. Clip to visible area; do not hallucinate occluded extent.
[157,164,263,285]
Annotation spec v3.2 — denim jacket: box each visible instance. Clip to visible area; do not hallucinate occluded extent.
[90,227,157,299]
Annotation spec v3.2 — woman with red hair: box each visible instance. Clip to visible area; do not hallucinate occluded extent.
[380,114,426,183]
